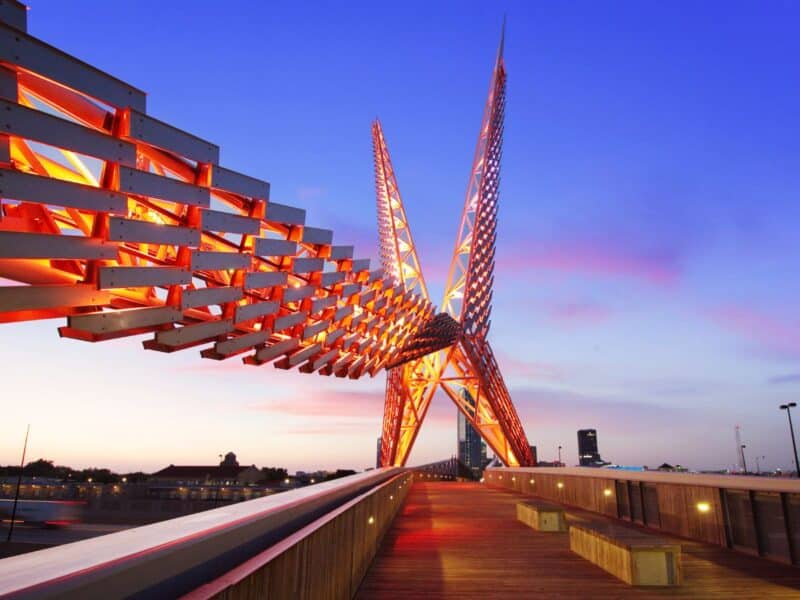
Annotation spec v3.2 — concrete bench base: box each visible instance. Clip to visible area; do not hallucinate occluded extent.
[516,500,567,532]
[570,522,681,586]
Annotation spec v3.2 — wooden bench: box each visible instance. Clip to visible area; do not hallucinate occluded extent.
[516,500,567,532]
[569,521,681,586]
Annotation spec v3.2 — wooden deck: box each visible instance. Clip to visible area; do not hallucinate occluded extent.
[357,481,800,599]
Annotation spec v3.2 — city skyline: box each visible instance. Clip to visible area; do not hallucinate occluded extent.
[1,1,799,473]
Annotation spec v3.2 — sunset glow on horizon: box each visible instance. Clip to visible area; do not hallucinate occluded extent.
[1,1,798,474]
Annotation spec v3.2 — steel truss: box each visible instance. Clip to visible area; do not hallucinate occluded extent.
[376,26,533,467]
[0,5,436,378]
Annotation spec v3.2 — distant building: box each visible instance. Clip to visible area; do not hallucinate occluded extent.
[529,445,538,466]
[376,437,382,468]
[578,429,609,467]
[458,390,487,479]
[150,452,261,485]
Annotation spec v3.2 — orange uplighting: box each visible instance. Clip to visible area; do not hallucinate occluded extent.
[0,12,531,476]
[697,502,711,513]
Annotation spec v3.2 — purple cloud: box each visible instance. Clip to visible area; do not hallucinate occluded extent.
[546,301,612,326]
[705,305,800,359]
[769,373,800,385]
[497,238,682,286]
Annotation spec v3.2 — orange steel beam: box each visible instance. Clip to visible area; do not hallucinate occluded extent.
[0,8,435,378]
[378,22,534,467]
[0,6,532,467]
[373,118,441,466]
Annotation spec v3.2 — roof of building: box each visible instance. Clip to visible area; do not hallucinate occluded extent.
[150,465,258,479]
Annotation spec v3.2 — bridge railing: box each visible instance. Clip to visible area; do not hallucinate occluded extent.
[0,468,410,599]
[487,466,800,565]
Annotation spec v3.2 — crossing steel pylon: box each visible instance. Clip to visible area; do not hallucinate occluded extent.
[376,25,534,467]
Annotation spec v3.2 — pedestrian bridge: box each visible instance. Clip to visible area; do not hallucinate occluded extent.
[2,468,800,598]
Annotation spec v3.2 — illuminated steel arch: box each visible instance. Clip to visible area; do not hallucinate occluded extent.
[377,25,533,467]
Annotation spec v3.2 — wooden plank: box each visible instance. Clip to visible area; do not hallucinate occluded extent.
[302,319,330,340]
[108,217,200,246]
[328,245,353,260]
[212,165,269,199]
[319,271,346,287]
[273,311,305,332]
[265,201,305,226]
[190,250,250,271]
[309,295,336,314]
[124,108,219,164]
[67,306,180,334]
[358,482,800,599]
[154,318,233,347]
[98,266,190,289]
[0,231,116,259]
[301,226,333,245]
[0,168,127,213]
[292,257,324,274]
[254,238,296,257]
[0,283,111,312]
[350,258,370,272]
[248,337,299,364]
[201,209,260,235]
[119,167,210,207]
[0,98,136,165]
[244,270,287,290]
[0,23,146,111]
[235,300,279,323]
[274,342,321,369]
[209,330,269,357]
[0,1,26,31]
[283,284,314,303]
[181,286,241,310]
[340,283,360,298]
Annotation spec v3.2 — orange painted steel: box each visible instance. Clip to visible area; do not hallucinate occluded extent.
[0,5,434,378]
[0,4,532,466]
[376,24,533,468]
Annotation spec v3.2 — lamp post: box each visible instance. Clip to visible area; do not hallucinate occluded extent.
[740,444,748,474]
[558,445,562,466]
[780,403,800,477]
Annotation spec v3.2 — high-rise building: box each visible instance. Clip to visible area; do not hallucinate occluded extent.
[376,437,382,468]
[577,429,608,467]
[458,390,487,478]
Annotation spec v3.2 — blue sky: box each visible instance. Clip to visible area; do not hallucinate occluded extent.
[1,1,799,473]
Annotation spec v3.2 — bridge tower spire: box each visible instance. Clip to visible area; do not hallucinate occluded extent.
[377,25,533,468]
[373,120,441,467]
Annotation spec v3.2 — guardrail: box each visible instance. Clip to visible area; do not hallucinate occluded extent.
[185,471,411,599]
[0,468,406,599]
[487,467,800,565]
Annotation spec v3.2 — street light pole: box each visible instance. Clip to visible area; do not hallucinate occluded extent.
[558,445,562,466]
[780,403,800,477]
[7,425,30,543]
[740,444,748,474]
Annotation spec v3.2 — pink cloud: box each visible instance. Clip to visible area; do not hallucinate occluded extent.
[251,389,384,418]
[494,351,564,381]
[705,305,800,359]
[498,239,681,286]
[547,302,612,326]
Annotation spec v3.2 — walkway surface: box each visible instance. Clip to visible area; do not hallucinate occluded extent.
[357,481,800,599]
